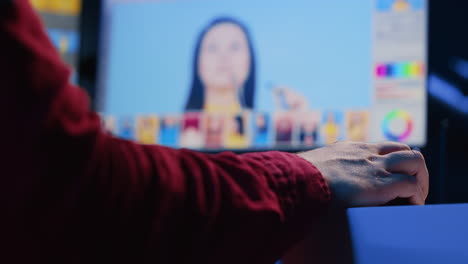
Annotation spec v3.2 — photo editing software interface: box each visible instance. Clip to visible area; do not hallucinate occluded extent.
[97,0,427,151]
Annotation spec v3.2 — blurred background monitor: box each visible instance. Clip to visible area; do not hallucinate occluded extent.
[95,0,428,151]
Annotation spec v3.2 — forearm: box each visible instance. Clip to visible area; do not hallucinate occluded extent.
[93,140,331,263]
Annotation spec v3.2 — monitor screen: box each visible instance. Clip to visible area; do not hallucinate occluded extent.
[97,0,427,151]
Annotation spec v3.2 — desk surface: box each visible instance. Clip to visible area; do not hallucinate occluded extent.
[348,204,468,264]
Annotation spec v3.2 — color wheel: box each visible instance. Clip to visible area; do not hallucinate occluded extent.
[382,110,413,141]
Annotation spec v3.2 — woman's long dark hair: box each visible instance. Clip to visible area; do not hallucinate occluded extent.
[184,17,256,111]
[235,115,244,135]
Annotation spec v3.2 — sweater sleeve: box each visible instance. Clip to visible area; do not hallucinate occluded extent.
[0,1,331,263]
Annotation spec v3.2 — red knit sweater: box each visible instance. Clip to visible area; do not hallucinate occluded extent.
[0,1,331,263]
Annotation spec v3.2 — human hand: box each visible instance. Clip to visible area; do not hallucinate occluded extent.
[272,86,309,111]
[297,141,429,207]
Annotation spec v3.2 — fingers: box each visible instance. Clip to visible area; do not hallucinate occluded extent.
[375,141,411,155]
[381,173,425,205]
[383,150,423,174]
[286,94,307,111]
[275,86,308,110]
[383,150,429,197]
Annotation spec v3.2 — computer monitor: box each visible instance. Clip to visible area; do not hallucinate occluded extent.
[97,0,428,151]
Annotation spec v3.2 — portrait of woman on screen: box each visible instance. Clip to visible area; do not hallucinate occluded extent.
[185,17,256,115]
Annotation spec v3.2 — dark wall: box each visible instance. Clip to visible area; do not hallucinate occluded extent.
[426,0,468,204]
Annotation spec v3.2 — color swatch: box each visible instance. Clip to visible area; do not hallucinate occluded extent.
[375,62,423,79]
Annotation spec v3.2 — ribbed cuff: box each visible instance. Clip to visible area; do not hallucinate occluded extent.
[243,151,332,218]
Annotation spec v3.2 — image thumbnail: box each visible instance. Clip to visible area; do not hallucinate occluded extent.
[345,111,370,142]
[136,115,159,144]
[298,112,320,147]
[253,112,271,147]
[180,113,205,148]
[205,114,225,149]
[159,116,180,147]
[118,117,135,141]
[321,111,344,145]
[224,113,250,149]
[274,112,296,145]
